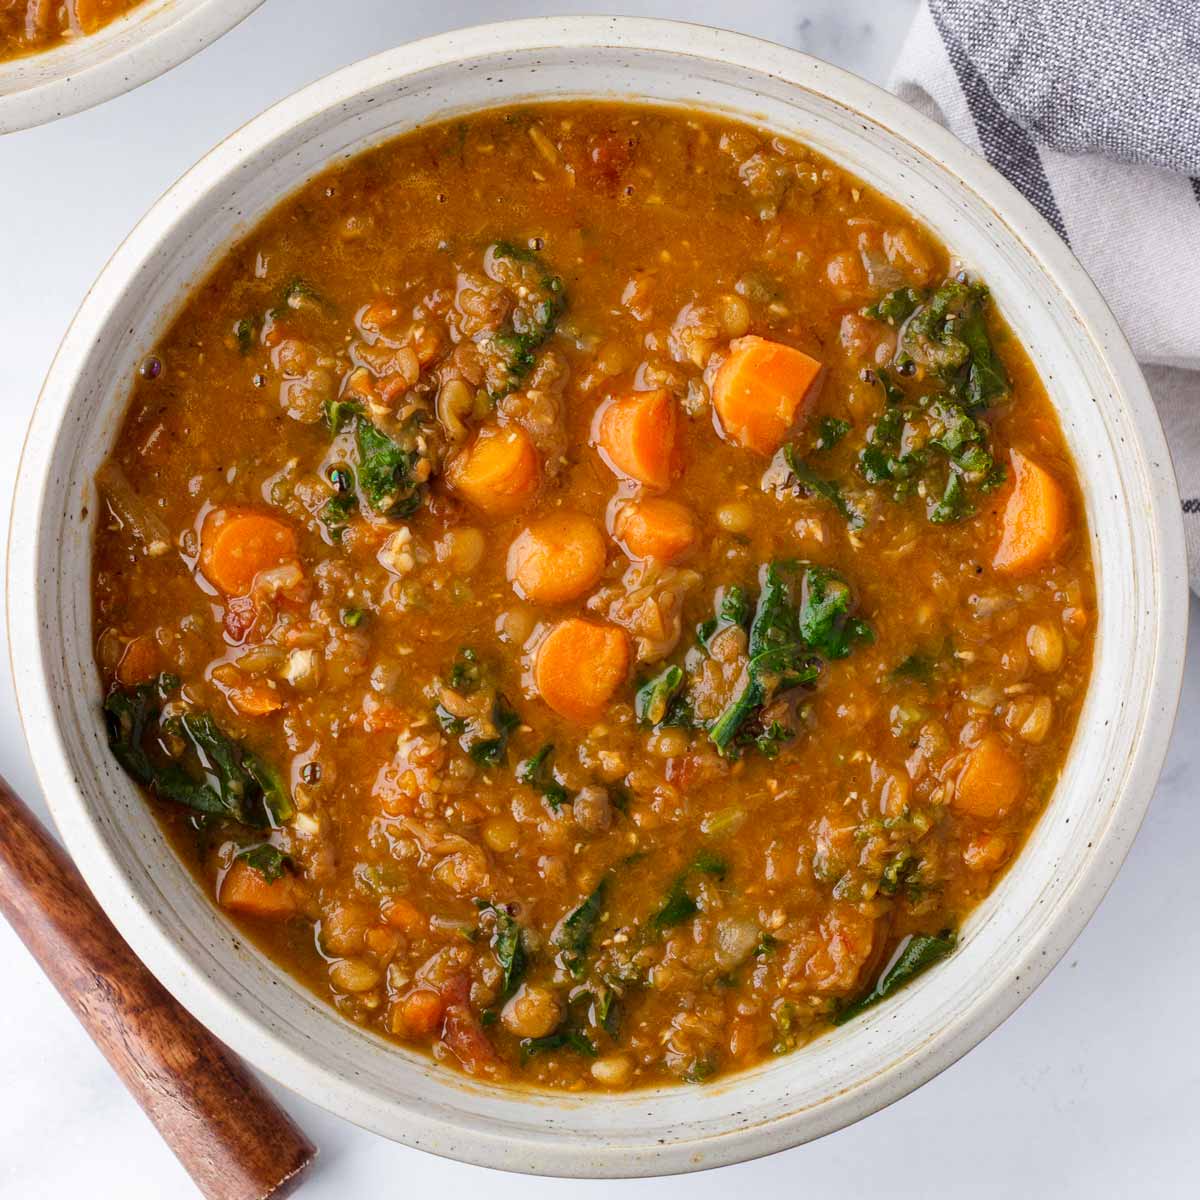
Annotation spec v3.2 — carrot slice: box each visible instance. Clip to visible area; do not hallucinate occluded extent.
[507,511,607,604]
[115,636,158,686]
[954,735,1023,817]
[446,425,540,515]
[534,618,630,722]
[712,335,824,455]
[595,389,681,490]
[396,989,445,1038]
[200,509,298,596]
[613,498,697,562]
[993,449,1069,575]
[218,859,297,919]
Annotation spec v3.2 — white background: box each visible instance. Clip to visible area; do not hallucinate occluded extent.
[2,2,1197,1196]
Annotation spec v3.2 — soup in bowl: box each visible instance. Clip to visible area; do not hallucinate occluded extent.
[10,17,1186,1175]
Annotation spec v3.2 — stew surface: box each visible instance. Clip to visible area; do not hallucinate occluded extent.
[93,102,1095,1091]
[0,0,142,61]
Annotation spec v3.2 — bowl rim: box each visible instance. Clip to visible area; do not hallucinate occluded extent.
[0,0,264,134]
[7,14,1189,1177]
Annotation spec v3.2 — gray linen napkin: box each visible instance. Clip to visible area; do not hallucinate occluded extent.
[892,0,1200,592]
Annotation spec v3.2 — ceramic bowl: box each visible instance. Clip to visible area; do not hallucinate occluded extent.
[0,0,263,134]
[7,16,1188,1177]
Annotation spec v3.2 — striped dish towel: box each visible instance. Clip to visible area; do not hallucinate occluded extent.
[892,0,1200,592]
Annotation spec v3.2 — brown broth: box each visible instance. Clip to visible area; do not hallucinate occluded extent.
[0,0,143,61]
[92,102,1095,1091]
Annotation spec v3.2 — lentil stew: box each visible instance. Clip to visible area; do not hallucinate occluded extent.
[92,102,1096,1091]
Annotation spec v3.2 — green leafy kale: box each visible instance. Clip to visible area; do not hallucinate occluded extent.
[653,850,728,930]
[797,566,874,661]
[709,562,873,753]
[482,240,567,398]
[233,318,256,354]
[324,397,364,433]
[434,651,521,766]
[319,490,358,540]
[180,712,294,825]
[476,901,528,999]
[815,416,852,451]
[863,286,925,326]
[902,280,1008,410]
[928,468,973,524]
[272,277,324,316]
[553,878,608,977]
[355,418,423,518]
[518,743,569,809]
[237,844,292,883]
[634,665,686,727]
[780,445,865,530]
[520,1029,597,1063]
[696,584,751,649]
[834,930,957,1025]
[448,647,482,691]
[103,677,293,827]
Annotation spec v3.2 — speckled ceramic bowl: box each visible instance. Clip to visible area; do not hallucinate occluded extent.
[8,16,1188,1177]
[0,0,263,134]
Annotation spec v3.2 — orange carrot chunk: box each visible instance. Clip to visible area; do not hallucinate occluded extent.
[507,511,607,604]
[613,498,697,562]
[200,509,298,596]
[954,735,1024,818]
[712,335,824,455]
[398,989,446,1038]
[595,389,681,490]
[993,449,1069,575]
[115,636,158,686]
[218,859,297,919]
[534,618,630,722]
[446,424,540,515]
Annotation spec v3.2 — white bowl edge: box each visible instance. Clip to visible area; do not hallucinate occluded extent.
[0,0,263,134]
[6,16,1189,1178]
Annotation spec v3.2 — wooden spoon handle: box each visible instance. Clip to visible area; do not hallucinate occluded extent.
[0,775,316,1199]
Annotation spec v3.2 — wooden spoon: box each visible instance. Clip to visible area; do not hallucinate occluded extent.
[0,775,316,1199]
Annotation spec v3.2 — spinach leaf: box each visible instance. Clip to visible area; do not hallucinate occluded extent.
[863,286,925,326]
[355,418,423,518]
[477,901,528,999]
[272,277,324,316]
[520,1029,597,1063]
[594,987,620,1039]
[833,930,957,1025]
[448,647,482,691]
[781,445,865,530]
[652,852,727,930]
[233,318,256,354]
[902,281,1008,409]
[482,241,567,399]
[696,584,752,649]
[892,653,936,683]
[319,491,358,540]
[518,743,570,809]
[237,844,292,883]
[103,676,225,815]
[467,695,520,766]
[798,566,874,661]
[708,562,822,753]
[104,678,293,825]
[553,878,608,977]
[815,416,851,451]
[635,665,685,727]
[181,712,294,825]
[323,397,364,433]
[754,720,794,758]
[928,468,973,524]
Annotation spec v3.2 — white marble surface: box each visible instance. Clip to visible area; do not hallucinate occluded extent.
[1,1,1197,1196]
